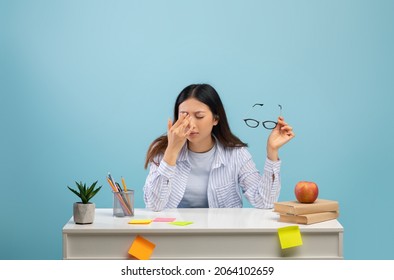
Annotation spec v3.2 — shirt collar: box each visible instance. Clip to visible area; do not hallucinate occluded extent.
[177,135,227,168]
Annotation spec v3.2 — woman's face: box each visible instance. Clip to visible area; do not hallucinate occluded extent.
[178,98,218,151]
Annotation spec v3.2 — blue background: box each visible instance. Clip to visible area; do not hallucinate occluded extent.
[1,0,393,259]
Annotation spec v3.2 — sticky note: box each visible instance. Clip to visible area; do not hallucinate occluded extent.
[169,221,193,226]
[128,235,156,260]
[128,219,152,224]
[153,217,176,222]
[277,225,303,249]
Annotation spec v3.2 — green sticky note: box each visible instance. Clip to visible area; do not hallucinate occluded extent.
[169,221,193,226]
[277,225,303,249]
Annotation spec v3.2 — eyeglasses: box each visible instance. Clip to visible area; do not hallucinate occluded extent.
[243,103,282,129]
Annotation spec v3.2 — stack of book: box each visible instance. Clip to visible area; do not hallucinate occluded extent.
[273,199,339,225]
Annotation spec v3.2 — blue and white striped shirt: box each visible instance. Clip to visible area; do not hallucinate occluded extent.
[143,140,281,212]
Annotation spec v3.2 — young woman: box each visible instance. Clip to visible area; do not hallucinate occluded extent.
[143,84,295,211]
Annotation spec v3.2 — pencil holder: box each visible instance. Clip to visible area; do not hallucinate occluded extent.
[113,190,134,217]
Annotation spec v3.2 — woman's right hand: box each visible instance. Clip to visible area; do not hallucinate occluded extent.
[163,113,194,165]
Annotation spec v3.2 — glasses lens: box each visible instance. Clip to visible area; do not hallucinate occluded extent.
[244,119,260,128]
[262,121,277,130]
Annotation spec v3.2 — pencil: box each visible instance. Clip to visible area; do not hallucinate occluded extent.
[121,176,133,215]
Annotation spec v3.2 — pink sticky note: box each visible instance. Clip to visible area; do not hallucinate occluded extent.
[152,217,176,222]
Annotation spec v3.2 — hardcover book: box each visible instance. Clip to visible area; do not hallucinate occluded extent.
[278,211,339,225]
[274,199,339,215]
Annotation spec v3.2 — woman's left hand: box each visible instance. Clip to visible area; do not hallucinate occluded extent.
[267,117,295,160]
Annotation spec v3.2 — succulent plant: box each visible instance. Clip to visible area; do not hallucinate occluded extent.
[67,181,102,204]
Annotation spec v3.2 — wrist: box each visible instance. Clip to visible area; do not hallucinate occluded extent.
[163,148,179,166]
[267,147,279,161]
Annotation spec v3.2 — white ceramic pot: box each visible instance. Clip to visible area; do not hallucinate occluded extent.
[73,202,95,224]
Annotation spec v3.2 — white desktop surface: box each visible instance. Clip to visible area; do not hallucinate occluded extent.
[63,208,343,259]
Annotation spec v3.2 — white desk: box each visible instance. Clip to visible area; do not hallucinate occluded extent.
[62,208,343,259]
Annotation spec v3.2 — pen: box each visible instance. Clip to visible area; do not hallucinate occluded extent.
[115,182,123,192]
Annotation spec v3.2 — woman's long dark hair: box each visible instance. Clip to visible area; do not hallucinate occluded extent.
[144,84,247,168]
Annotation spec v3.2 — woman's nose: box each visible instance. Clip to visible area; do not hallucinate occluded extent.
[187,117,196,128]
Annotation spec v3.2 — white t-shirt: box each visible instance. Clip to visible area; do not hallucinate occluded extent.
[177,144,216,208]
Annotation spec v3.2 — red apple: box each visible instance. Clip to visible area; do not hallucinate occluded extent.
[294,181,319,203]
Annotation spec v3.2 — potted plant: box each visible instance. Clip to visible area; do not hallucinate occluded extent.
[67,181,102,224]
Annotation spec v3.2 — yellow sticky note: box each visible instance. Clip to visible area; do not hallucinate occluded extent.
[128,235,156,260]
[277,226,303,249]
[128,219,152,224]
